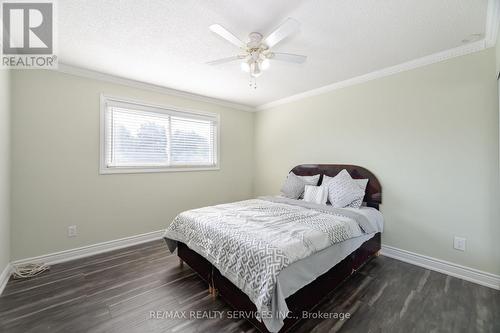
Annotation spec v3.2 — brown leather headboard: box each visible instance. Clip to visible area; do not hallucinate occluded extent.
[290,164,382,209]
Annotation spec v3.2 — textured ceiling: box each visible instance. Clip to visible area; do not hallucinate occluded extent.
[59,0,489,107]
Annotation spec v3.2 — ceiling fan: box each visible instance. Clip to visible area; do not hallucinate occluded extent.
[206,18,307,88]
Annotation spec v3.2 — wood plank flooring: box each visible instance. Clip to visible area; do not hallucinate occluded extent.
[0,240,499,332]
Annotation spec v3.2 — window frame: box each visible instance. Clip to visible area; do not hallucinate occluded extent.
[99,94,220,174]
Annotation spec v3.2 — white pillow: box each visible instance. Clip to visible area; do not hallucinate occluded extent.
[303,185,329,205]
[323,170,365,208]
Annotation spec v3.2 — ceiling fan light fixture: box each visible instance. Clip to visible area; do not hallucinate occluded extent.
[261,59,270,70]
[250,62,262,77]
[207,18,305,87]
[240,61,250,73]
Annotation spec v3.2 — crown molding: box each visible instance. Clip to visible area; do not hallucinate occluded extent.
[54,64,256,112]
[256,40,486,110]
[54,2,499,113]
[485,0,500,47]
[257,1,499,111]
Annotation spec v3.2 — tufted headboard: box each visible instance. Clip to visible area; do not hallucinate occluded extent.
[290,164,382,209]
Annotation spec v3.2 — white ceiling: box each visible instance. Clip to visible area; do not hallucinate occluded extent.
[59,0,490,108]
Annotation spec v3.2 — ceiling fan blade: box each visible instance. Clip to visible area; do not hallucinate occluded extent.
[206,56,243,65]
[209,24,245,49]
[264,18,300,48]
[270,52,307,64]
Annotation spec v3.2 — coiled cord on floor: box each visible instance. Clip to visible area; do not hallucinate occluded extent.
[12,263,50,279]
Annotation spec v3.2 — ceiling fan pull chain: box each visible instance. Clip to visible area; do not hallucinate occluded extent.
[248,76,257,89]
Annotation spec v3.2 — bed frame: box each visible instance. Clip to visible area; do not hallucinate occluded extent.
[176,164,382,332]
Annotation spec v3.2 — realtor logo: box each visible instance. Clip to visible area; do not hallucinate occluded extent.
[1,1,57,68]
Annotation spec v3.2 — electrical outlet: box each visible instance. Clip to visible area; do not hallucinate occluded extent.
[454,236,466,251]
[68,225,77,237]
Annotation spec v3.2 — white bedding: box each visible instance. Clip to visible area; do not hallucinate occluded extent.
[164,198,383,332]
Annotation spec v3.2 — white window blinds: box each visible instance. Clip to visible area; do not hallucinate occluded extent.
[101,96,218,173]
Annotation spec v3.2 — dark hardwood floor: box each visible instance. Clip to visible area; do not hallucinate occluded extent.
[0,240,499,333]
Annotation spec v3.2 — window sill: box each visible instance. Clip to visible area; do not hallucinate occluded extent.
[99,166,220,175]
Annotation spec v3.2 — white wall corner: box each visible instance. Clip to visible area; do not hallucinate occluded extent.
[485,0,500,48]
[381,245,500,290]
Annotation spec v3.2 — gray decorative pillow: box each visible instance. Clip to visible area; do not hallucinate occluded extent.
[355,178,369,191]
[347,178,368,208]
[280,173,307,199]
[322,175,367,188]
[292,173,320,198]
[324,170,365,208]
[323,175,368,208]
[293,173,320,186]
[347,197,363,209]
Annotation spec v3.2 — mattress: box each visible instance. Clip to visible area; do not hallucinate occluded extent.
[279,232,376,298]
[278,205,383,298]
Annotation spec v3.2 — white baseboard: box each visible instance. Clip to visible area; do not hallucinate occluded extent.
[381,245,500,290]
[11,230,165,267]
[0,263,12,296]
[4,232,499,296]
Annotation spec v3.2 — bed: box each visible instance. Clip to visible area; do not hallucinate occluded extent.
[163,164,383,333]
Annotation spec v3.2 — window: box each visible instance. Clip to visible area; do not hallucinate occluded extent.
[100,95,219,174]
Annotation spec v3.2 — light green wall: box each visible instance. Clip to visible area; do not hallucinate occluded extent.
[10,70,254,260]
[0,70,10,272]
[8,48,500,277]
[254,48,500,275]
